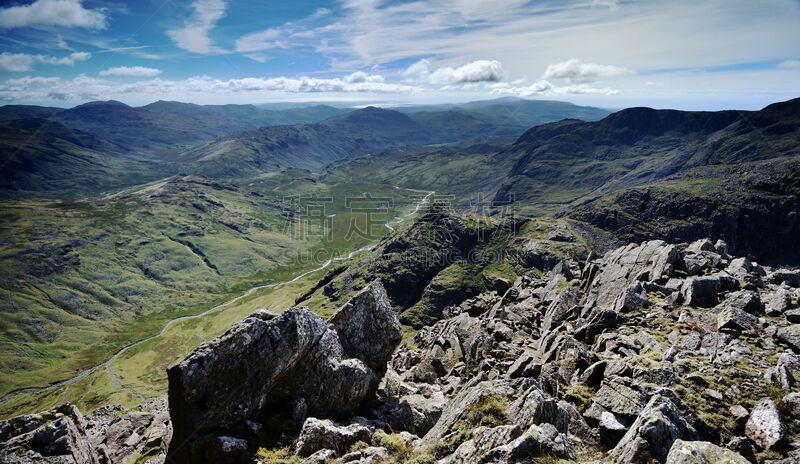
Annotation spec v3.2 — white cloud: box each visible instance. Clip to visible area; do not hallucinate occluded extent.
[99,66,162,77]
[167,0,228,54]
[490,79,619,97]
[4,76,61,87]
[403,59,432,81]
[38,51,91,66]
[0,0,106,29]
[543,58,631,84]
[591,0,619,11]
[0,51,90,71]
[778,60,800,68]
[0,73,421,104]
[404,59,506,85]
[0,53,35,72]
[344,71,385,83]
[235,28,282,53]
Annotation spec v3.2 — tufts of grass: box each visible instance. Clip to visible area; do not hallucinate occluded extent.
[255,447,302,464]
[466,395,510,427]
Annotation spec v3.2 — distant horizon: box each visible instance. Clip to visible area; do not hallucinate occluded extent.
[2,94,798,113]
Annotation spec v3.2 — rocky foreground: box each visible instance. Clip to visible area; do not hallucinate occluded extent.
[3,237,800,464]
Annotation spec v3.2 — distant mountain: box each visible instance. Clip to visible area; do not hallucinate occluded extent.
[398,97,613,128]
[0,100,350,152]
[491,98,800,214]
[320,106,429,145]
[0,118,160,198]
[0,105,61,121]
[175,124,374,178]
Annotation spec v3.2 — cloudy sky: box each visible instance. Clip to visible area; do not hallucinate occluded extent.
[0,0,798,110]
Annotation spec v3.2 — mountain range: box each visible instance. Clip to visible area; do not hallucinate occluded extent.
[1,95,800,464]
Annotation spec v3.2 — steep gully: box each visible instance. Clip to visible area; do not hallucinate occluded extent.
[0,189,434,405]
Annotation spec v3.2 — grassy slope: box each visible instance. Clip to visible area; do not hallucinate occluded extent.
[0,171,420,411]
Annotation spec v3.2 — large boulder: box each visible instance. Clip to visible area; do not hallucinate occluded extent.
[166,280,401,464]
[665,440,750,464]
[329,281,403,372]
[682,275,726,308]
[294,417,373,457]
[777,325,800,351]
[593,376,650,420]
[609,394,698,463]
[584,241,679,313]
[744,399,786,450]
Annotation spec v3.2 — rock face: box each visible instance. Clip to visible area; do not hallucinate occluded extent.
[166,280,401,464]
[0,400,170,464]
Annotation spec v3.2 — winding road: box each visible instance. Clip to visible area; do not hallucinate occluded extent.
[0,190,433,406]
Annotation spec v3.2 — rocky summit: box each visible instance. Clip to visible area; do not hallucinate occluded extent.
[3,234,800,463]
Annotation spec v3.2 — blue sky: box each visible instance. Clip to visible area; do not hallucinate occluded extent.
[0,0,799,110]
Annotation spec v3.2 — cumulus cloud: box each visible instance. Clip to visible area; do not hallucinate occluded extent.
[778,60,800,68]
[38,51,91,66]
[490,79,619,97]
[0,53,35,72]
[404,59,506,85]
[344,71,384,83]
[543,58,631,84]
[99,66,162,77]
[168,0,228,54]
[0,73,420,103]
[0,0,106,29]
[0,51,90,71]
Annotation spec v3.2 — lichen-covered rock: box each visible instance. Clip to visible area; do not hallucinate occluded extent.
[766,288,793,316]
[665,439,749,464]
[370,391,447,435]
[777,325,800,351]
[85,399,170,464]
[0,403,98,464]
[744,399,786,450]
[294,417,373,457]
[717,306,758,332]
[682,275,725,307]
[329,280,403,372]
[339,445,389,463]
[420,379,515,447]
[609,394,698,463]
[584,241,679,313]
[593,376,650,419]
[447,425,522,464]
[166,280,401,464]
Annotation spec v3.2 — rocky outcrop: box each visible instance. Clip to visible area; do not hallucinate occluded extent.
[0,403,98,464]
[0,400,170,464]
[166,280,401,464]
